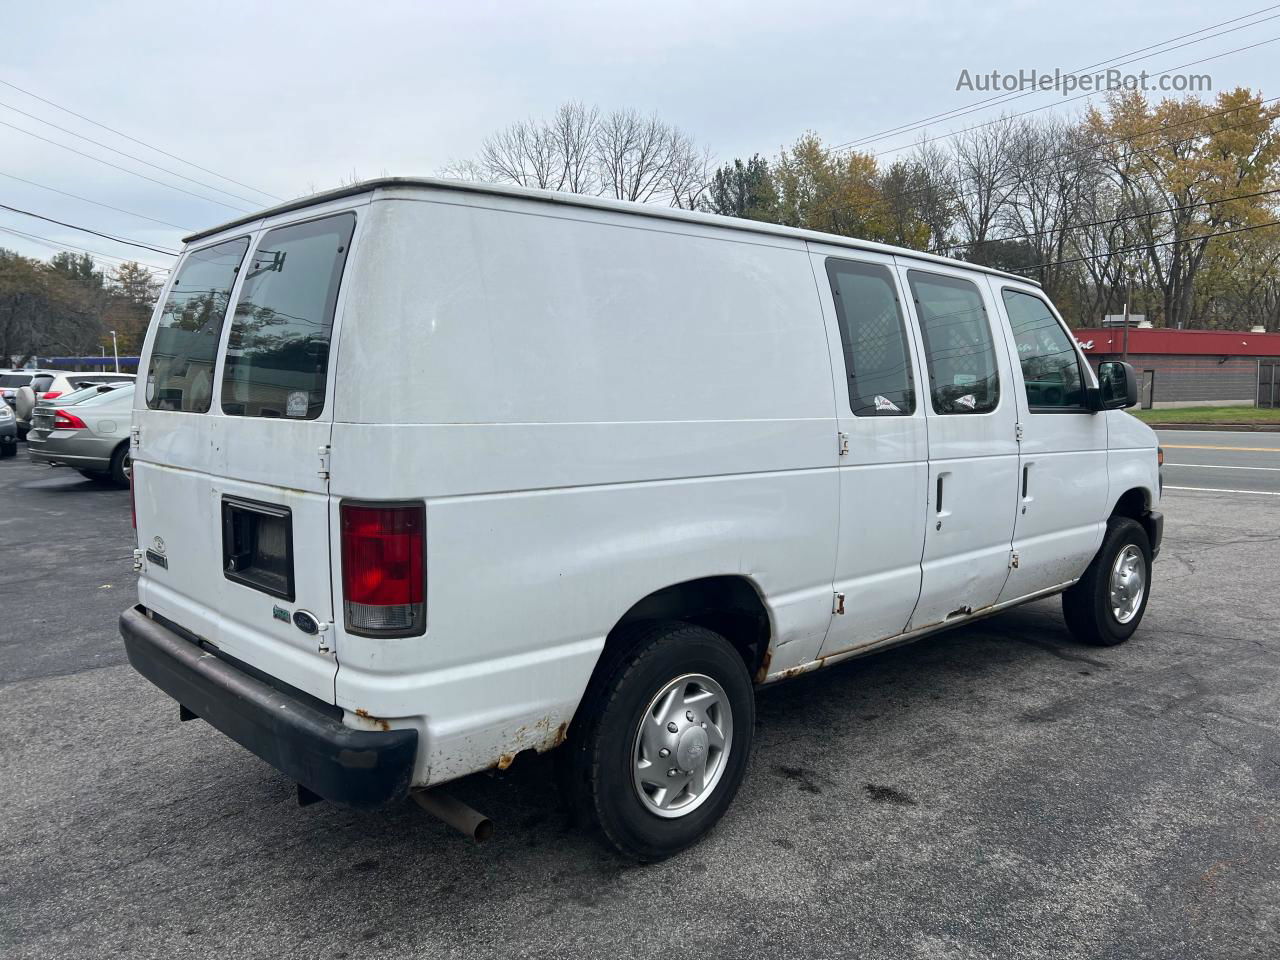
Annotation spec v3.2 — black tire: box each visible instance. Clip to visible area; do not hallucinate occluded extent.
[561,621,755,862]
[0,442,15,459]
[1062,516,1152,646]
[108,443,131,488]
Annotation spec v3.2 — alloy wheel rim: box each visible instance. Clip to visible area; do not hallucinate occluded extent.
[631,673,732,819]
[1110,544,1146,624]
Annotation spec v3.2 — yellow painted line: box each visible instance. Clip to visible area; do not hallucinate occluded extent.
[1162,443,1280,453]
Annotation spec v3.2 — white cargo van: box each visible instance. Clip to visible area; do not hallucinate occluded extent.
[122,178,1162,860]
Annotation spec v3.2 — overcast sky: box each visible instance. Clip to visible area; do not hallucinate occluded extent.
[3,0,1279,275]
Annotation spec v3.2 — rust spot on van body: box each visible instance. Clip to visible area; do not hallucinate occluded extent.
[354,708,391,732]
[496,753,516,771]
[754,648,773,684]
[553,722,569,747]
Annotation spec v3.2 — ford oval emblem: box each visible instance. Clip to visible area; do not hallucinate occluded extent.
[292,610,319,635]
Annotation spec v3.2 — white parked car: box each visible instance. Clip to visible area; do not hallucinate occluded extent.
[121,178,1162,860]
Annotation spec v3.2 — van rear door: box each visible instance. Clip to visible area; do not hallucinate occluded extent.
[134,209,360,704]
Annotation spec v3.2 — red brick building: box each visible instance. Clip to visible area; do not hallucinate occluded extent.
[1074,327,1280,409]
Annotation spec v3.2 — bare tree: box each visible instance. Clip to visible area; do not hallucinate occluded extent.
[550,101,600,194]
[951,117,1019,254]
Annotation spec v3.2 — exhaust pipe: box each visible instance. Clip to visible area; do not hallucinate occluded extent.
[412,789,494,842]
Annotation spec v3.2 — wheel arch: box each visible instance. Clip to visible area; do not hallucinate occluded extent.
[1109,485,1159,550]
[599,575,773,685]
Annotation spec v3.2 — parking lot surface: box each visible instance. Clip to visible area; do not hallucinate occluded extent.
[2,454,1278,960]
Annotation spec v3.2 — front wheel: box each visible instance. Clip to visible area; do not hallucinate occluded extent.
[563,622,755,861]
[1062,517,1152,646]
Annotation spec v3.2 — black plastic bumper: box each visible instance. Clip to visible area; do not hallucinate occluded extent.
[120,606,417,810]
[1146,510,1164,559]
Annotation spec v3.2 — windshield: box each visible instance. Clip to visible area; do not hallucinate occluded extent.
[76,384,135,408]
[58,383,128,405]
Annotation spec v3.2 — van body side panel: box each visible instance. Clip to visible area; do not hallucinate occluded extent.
[328,194,839,784]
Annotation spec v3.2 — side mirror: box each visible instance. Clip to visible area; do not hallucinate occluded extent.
[1089,360,1138,410]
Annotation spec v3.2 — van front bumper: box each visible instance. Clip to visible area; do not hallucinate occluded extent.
[119,606,418,810]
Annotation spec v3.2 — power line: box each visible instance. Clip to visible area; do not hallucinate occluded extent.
[0,170,192,231]
[0,77,282,202]
[0,224,171,273]
[1013,217,1280,273]
[0,202,179,255]
[0,119,255,213]
[932,186,1280,253]
[801,94,1280,229]
[0,99,271,209]
[867,34,1280,161]
[833,6,1280,153]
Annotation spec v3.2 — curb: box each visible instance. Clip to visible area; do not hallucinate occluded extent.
[1143,422,1280,432]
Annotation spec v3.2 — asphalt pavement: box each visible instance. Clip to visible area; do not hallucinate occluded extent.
[1158,429,1280,496]
[2,452,1279,960]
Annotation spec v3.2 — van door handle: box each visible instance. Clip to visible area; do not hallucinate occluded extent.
[936,475,944,514]
[1022,465,1029,499]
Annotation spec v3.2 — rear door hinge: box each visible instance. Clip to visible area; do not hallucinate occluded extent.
[833,591,846,615]
[317,444,331,480]
[1015,423,1024,443]
[1009,550,1020,569]
[838,432,849,457]
[130,424,141,448]
[317,620,334,655]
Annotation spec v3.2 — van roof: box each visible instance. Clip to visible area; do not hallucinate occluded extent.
[184,177,1039,286]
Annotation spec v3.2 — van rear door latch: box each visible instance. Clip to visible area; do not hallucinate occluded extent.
[317,445,331,480]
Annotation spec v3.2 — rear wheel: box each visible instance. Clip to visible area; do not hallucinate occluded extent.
[1062,517,1152,646]
[108,443,131,488]
[562,621,755,861]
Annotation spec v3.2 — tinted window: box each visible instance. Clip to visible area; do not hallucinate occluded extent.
[0,374,32,387]
[825,259,915,416]
[221,213,356,420]
[1002,289,1085,409]
[31,375,54,392]
[907,271,1000,415]
[147,237,249,412]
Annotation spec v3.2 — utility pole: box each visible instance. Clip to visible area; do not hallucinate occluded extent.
[110,330,119,373]
[1121,265,1133,363]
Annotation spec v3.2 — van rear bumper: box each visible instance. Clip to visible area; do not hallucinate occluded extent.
[119,605,417,810]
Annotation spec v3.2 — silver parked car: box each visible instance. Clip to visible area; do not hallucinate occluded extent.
[27,383,135,486]
[14,371,136,437]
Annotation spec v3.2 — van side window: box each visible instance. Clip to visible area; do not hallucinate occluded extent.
[824,259,916,416]
[1002,289,1086,409]
[221,213,356,420]
[907,270,1000,415]
[146,237,249,412]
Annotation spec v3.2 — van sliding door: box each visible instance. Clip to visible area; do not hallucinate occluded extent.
[898,262,1020,630]
[810,249,928,659]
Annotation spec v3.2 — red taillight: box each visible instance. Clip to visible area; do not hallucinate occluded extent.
[340,502,425,636]
[53,409,87,429]
[42,391,62,400]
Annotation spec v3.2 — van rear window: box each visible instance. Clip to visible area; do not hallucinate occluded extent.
[220,213,355,420]
[0,374,33,387]
[147,237,249,412]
